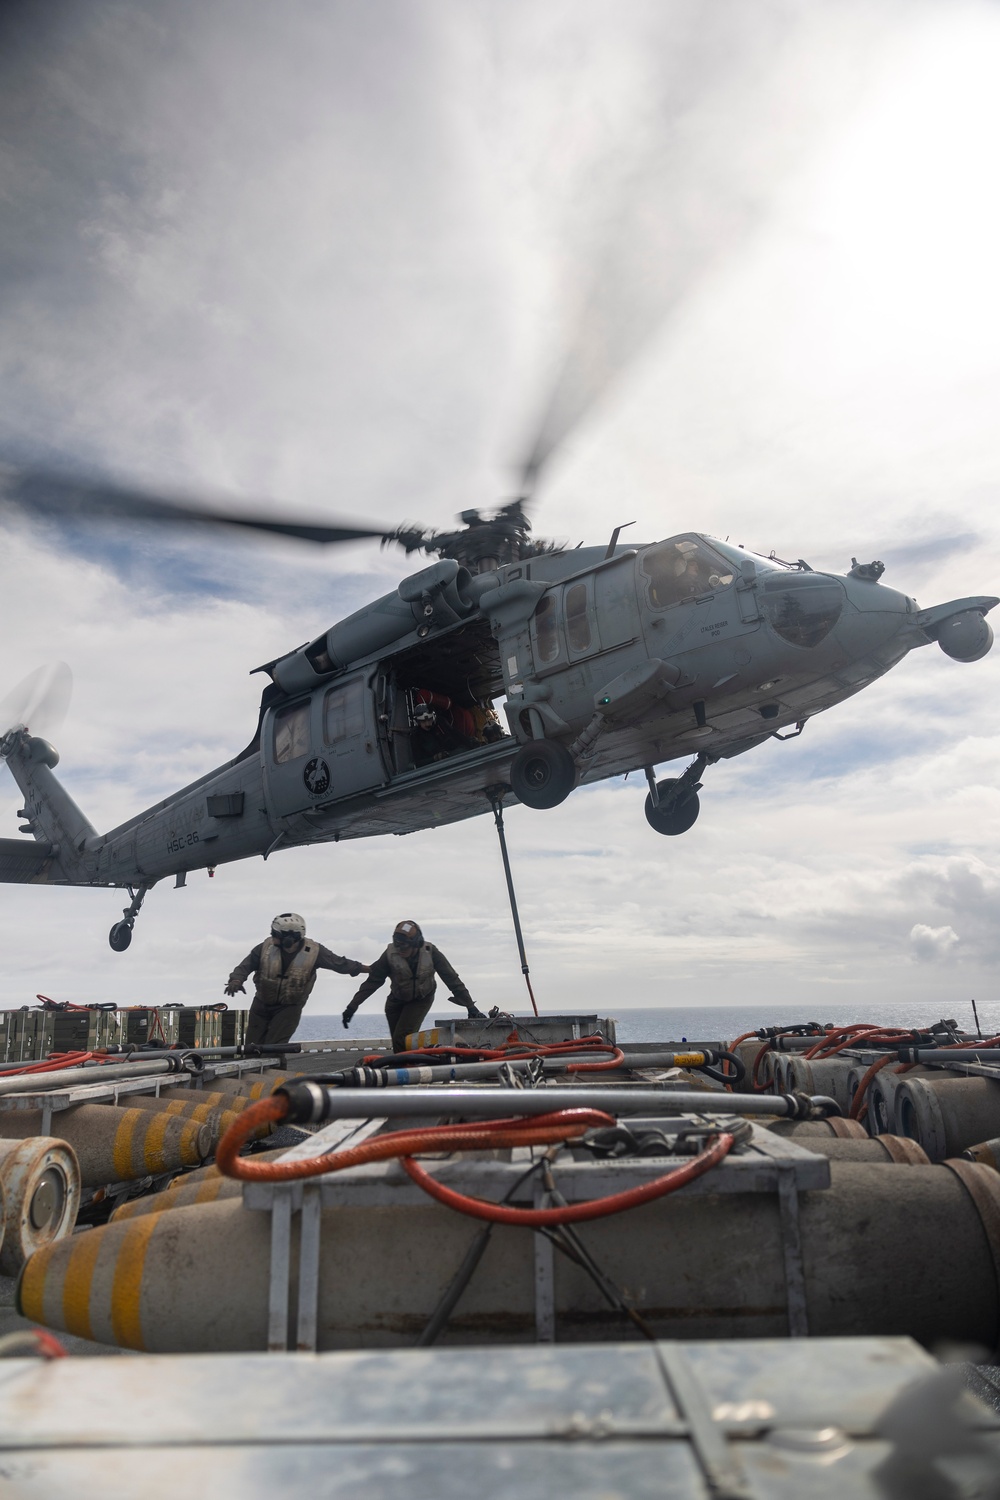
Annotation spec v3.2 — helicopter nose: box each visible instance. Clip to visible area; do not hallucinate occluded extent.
[758,573,846,649]
[840,576,913,618]
[835,574,915,658]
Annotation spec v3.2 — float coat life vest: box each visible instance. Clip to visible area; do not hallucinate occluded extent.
[384,942,436,1004]
[254,938,321,1007]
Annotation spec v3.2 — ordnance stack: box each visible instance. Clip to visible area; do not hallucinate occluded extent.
[0,1004,250,1063]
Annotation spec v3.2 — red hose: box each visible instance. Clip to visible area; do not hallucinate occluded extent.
[802,1025,886,1060]
[402,1131,734,1224]
[215,1097,732,1222]
[849,1031,1000,1122]
[848,1055,898,1122]
[216,1098,615,1181]
[0,1049,113,1079]
[751,1042,774,1091]
[215,1099,733,1223]
[721,1031,758,1090]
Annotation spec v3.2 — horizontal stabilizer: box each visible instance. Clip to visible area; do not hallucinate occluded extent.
[0,838,66,884]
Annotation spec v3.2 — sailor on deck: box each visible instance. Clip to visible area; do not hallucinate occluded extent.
[342,919,484,1051]
[226,912,369,1047]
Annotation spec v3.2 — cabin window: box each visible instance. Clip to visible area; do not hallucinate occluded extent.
[761,576,844,649]
[641,539,735,611]
[324,681,366,743]
[273,701,311,764]
[565,583,591,653]
[533,593,559,663]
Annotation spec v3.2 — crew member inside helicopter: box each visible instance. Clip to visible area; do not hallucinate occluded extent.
[341,919,484,1051]
[410,688,480,764]
[225,912,370,1047]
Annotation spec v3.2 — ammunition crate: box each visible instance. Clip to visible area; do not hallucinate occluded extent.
[122,1009,180,1048]
[10,1009,127,1061]
[90,1010,125,1051]
[219,1009,247,1049]
[41,1012,91,1053]
[176,1009,224,1050]
[6,1010,45,1062]
[0,1011,13,1063]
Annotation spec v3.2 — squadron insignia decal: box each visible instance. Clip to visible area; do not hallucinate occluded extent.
[303,758,331,796]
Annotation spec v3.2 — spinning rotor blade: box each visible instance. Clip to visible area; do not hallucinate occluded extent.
[0,660,72,810]
[0,662,72,816]
[511,2,906,495]
[0,661,72,743]
[1,469,390,548]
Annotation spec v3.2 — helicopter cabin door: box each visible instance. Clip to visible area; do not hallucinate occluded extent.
[264,673,383,818]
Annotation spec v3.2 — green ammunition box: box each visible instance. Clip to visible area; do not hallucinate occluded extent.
[7,1010,44,1062]
[176,1009,224,1050]
[219,1010,247,1049]
[122,1009,180,1047]
[47,1011,93,1052]
[2,1008,127,1063]
[91,1010,125,1051]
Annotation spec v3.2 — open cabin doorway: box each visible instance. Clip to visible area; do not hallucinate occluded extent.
[381,617,510,776]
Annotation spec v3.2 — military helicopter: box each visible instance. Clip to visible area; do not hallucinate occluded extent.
[0,456,996,953]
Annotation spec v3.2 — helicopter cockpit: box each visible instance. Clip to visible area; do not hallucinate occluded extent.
[640,537,736,611]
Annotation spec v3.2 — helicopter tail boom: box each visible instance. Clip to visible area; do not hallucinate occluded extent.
[0,728,98,886]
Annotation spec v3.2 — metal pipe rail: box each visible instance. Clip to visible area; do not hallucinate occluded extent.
[0,1052,288,1097]
[0,1056,198,1096]
[279,1083,835,1125]
[896,1048,1000,1064]
[314,1049,721,1088]
[100,1045,246,1060]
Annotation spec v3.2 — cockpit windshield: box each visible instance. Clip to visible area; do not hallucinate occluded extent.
[640,537,736,611]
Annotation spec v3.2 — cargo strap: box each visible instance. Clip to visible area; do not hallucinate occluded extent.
[777,1164,809,1337]
[265,1117,386,1352]
[656,1344,751,1500]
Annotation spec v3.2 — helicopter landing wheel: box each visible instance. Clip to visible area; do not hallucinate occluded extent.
[644,778,701,836]
[510,739,577,810]
[108,921,133,952]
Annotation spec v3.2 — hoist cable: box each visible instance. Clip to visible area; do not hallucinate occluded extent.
[488,789,539,1016]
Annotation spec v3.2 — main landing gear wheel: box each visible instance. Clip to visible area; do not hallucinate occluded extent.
[510,739,577,810]
[108,922,133,952]
[644,778,701,836]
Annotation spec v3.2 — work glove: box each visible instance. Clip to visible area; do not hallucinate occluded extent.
[347,963,370,977]
[342,1008,356,1030]
[466,1005,486,1019]
[224,982,245,997]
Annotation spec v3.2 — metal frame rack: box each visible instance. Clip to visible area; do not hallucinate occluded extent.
[243,1115,832,1352]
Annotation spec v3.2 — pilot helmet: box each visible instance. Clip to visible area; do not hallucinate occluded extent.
[393,920,423,950]
[413,704,437,728]
[272,912,306,945]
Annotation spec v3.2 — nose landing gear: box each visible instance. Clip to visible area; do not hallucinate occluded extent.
[109,884,149,952]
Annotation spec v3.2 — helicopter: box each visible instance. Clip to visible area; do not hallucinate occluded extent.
[0,466,996,952]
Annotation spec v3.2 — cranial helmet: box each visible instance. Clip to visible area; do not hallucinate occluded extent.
[272,912,306,941]
[413,705,436,727]
[393,920,423,949]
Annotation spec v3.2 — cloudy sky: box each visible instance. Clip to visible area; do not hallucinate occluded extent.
[1,0,998,1023]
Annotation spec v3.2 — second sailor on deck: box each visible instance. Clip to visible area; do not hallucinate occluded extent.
[342,919,483,1050]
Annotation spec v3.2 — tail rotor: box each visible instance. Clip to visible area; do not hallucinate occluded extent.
[0,663,73,813]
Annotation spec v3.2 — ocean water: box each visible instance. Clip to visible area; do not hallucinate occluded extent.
[297,998,1000,1047]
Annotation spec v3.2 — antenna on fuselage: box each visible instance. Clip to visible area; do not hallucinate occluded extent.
[604,521,635,560]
